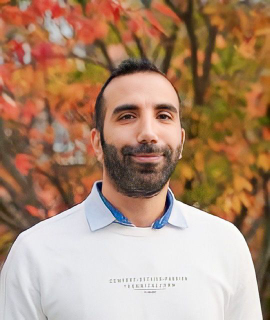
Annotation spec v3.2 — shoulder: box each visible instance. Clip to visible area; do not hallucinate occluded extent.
[5,201,87,261]
[175,199,246,243]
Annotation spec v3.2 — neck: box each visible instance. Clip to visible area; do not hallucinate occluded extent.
[101,176,169,228]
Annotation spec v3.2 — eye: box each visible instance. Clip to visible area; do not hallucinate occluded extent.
[118,113,136,121]
[157,113,172,120]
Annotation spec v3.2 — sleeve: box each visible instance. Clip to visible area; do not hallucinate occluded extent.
[225,225,263,320]
[0,234,47,320]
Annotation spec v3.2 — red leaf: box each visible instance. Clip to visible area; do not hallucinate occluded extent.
[152,3,181,22]
[21,100,39,125]
[112,6,120,23]
[0,95,19,120]
[9,40,25,64]
[25,205,40,217]
[32,43,54,61]
[145,10,165,34]
[31,0,55,16]
[128,19,140,33]
[15,154,33,176]
[51,3,65,18]
[122,31,133,43]
[70,17,108,44]
[31,43,64,63]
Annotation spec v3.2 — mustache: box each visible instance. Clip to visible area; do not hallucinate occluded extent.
[121,144,172,157]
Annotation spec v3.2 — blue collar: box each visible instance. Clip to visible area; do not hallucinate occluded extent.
[96,181,173,229]
[84,181,188,231]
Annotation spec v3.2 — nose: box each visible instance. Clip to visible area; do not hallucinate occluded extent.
[136,116,158,144]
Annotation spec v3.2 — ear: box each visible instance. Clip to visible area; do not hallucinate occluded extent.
[179,128,185,160]
[90,128,104,163]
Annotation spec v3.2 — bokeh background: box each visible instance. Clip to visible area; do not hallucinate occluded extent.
[0,0,269,317]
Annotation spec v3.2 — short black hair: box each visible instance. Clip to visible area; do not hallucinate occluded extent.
[93,58,181,135]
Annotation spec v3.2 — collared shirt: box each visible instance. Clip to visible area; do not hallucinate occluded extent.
[85,181,188,231]
[96,181,173,229]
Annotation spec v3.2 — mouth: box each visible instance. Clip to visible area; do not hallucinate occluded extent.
[130,153,163,163]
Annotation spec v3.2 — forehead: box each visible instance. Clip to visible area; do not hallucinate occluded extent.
[103,72,180,111]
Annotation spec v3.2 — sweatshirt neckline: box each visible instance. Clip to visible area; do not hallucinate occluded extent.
[102,222,171,237]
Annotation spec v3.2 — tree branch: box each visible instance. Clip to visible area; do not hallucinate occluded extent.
[109,22,135,57]
[35,167,73,208]
[165,0,200,104]
[233,204,247,230]
[132,33,147,59]
[246,217,263,242]
[197,4,218,104]
[161,24,179,74]
[74,55,112,71]
[95,40,115,72]
[152,42,162,63]
[258,172,270,296]
[0,200,40,232]
[0,177,18,199]
[0,120,29,191]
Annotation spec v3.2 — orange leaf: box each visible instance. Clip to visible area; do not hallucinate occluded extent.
[15,154,33,176]
[246,84,267,118]
[71,17,108,44]
[2,5,35,25]
[263,127,270,141]
[207,138,223,152]
[1,6,22,25]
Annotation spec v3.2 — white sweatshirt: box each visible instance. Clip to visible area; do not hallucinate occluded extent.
[0,183,263,319]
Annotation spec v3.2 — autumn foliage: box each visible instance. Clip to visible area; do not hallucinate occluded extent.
[0,0,269,316]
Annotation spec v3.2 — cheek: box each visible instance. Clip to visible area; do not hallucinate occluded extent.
[163,127,181,145]
[104,126,135,146]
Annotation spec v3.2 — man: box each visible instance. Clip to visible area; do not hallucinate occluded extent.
[0,59,262,319]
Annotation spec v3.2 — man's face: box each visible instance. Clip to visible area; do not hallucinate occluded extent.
[93,72,185,198]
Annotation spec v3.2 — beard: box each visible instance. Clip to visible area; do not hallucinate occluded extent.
[101,138,181,198]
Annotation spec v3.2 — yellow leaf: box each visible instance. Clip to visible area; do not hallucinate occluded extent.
[232,195,241,214]
[180,163,194,180]
[233,175,253,192]
[207,138,223,152]
[194,151,204,172]
[255,28,270,36]
[216,35,226,49]
[239,191,252,208]
[203,5,217,15]
[243,166,254,179]
[257,153,270,171]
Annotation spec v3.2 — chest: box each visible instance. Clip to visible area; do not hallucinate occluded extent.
[39,233,234,320]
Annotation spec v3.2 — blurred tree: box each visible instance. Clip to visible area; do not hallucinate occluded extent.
[0,0,269,316]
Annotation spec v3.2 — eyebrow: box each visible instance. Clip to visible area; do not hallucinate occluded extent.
[112,103,178,117]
